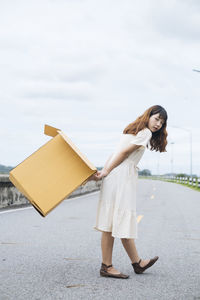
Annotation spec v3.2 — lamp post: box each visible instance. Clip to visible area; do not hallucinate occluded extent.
[170,126,192,177]
[170,141,175,175]
[157,152,160,176]
[192,69,200,73]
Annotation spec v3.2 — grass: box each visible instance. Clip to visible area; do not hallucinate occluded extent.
[139,176,200,192]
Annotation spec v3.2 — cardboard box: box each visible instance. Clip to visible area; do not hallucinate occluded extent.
[9,125,97,217]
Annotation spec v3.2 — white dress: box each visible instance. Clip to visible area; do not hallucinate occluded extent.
[93,127,152,239]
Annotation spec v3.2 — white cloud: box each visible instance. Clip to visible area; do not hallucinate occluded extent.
[0,0,200,175]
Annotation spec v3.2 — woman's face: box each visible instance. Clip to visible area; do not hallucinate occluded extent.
[148,113,165,132]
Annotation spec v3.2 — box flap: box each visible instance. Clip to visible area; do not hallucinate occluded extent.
[58,130,97,171]
[44,124,97,171]
[44,124,61,137]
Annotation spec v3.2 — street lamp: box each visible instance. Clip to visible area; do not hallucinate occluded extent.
[192,69,200,73]
[157,152,160,176]
[170,141,175,175]
[170,126,193,177]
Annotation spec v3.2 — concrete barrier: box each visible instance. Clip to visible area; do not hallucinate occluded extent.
[0,175,101,209]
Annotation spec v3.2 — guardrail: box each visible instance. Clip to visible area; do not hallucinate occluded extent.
[139,174,200,190]
[0,174,102,209]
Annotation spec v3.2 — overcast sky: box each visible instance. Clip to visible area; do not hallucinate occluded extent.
[1,0,200,176]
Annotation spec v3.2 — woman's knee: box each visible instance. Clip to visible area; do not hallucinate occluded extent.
[121,237,134,242]
[102,231,112,236]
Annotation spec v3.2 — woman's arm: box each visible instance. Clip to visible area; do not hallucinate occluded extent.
[86,154,114,182]
[103,153,114,170]
[97,144,141,179]
[103,151,127,174]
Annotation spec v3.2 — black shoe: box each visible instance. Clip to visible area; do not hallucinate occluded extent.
[100,263,129,279]
[132,256,159,274]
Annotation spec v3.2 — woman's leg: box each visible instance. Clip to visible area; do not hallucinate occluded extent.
[101,231,121,274]
[101,231,114,265]
[121,238,150,267]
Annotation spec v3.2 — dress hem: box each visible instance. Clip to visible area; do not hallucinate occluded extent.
[93,226,138,239]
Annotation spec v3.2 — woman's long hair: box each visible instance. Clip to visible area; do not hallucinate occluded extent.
[123,105,168,152]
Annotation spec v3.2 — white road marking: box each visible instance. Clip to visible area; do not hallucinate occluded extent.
[137,215,144,223]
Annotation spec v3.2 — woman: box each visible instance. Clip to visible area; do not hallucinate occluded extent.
[89,105,168,279]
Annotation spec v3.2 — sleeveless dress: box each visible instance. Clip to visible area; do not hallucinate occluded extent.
[93,127,152,239]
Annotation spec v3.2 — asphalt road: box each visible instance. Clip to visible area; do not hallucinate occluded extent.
[0,179,200,300]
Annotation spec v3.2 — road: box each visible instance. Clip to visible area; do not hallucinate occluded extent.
[0,179,200,300]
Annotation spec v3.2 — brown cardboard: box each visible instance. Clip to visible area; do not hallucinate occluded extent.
[9,125,97,217]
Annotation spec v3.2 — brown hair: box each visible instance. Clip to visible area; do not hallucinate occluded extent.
[123,105,168,152]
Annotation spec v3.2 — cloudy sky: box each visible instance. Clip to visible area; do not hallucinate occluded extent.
[1,0,200,176]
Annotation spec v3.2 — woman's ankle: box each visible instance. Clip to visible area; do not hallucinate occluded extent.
[102,261,112,266]
[131,257,141,264]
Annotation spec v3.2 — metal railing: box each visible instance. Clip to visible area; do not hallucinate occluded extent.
[139,174,200,189]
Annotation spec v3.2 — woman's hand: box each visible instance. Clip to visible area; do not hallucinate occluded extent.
[95,168,109,180]
[87,171,101,181]
[87,168,110,181]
